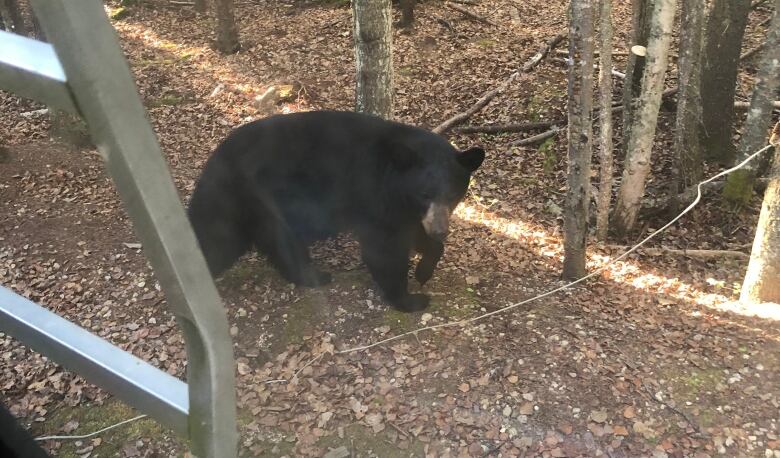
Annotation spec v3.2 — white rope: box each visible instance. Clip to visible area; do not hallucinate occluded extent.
[35,414,147,441]
[334,142,775,355]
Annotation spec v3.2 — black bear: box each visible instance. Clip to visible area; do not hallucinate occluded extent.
[188,111,484,312]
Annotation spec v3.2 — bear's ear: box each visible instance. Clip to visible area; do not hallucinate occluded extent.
[456,147,485,172]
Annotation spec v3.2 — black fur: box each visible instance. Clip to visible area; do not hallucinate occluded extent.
[188,111,484,312]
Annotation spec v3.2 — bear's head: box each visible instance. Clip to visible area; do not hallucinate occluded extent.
[389,144,485,241]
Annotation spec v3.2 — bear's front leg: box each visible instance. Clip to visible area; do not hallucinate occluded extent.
[359,228,430,312]
[414,223,444,285]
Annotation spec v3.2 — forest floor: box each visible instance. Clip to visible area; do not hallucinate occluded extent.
[1,0,779,456]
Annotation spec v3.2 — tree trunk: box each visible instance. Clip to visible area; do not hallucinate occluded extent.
[595,0,614,241]
[562,0,596,279]
[740,136,780,304]
[699,0,751,164]
[214,0,240,54]
[0,0,27,35]
[194,0,207,13]
[723,1,780,206]
[397,0,415,28]
[612,0,676,236]
[670,0,706,203]
[353,0,394,119]
[621,0,652,152]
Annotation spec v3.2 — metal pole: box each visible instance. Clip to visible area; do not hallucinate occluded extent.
[26,1,238,456]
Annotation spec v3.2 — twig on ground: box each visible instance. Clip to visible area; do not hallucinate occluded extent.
[511,126,560,146]
[740,43,766,61]
[445,3,496,26]
[641,384,709,438]
[389,421,411,438]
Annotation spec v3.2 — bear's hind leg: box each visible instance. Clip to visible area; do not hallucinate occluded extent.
[191,218,252,277]
[252,223,332,287]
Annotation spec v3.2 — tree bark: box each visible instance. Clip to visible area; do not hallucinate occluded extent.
[353,0,394,119]
[612,0,676,236]
[0,0,27,35]
[723,1,780,206]
[740,132,780,304]
[397,0,415,28]
[214,0,240,54]
[621,0,652,152]
[595,0,614,241]
[699,0,751,164]
[563,0,596,279]
[670,0,706,205]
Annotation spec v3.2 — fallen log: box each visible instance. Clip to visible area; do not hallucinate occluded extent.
[454,120,558,134]
[433,33,566,134]
[608,245,749,260]
[445,3,495,26]
[510,126,560,146]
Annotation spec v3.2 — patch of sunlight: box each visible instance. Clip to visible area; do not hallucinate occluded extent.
[455,202,776,320]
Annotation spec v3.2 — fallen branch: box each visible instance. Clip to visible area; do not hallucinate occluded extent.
[640,384,709,438]
[554,48,630,57]
[643,177,769,215]
[454,120,558,134]
[510,126,560,146]
[740,43,765,61]
[608,245,749,260]
[445,3,496,26]
[433,33,566,134]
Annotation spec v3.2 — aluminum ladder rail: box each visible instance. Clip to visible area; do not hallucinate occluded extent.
[0,1,238,456]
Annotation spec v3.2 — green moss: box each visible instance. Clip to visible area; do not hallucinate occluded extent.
[539,137,557,175]
[397,66,415,77]
[722,169,754,207]
[317,424,425,457]
[34,401,179,457]
[149,94,184,107]
[474,38,497,48]
[110,6,130,20]
[526,94,545,122]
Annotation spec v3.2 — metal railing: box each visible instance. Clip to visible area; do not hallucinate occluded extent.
[0,1,238,456]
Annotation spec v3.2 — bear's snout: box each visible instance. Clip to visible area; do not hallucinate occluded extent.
[422,202,450,241]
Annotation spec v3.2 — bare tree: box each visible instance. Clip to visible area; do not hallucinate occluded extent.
[699,0,751,164]
[670,0,706,204]
[740,125,780,304]
[621,0,652,149]
[723,0,780,206]
[612,0,676,236]
[214,0,240,54]
[397,0,415,28]
[0,0,27,35]
[563,0,596,279]
[353,0,394,119]
[595,0,614,241]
